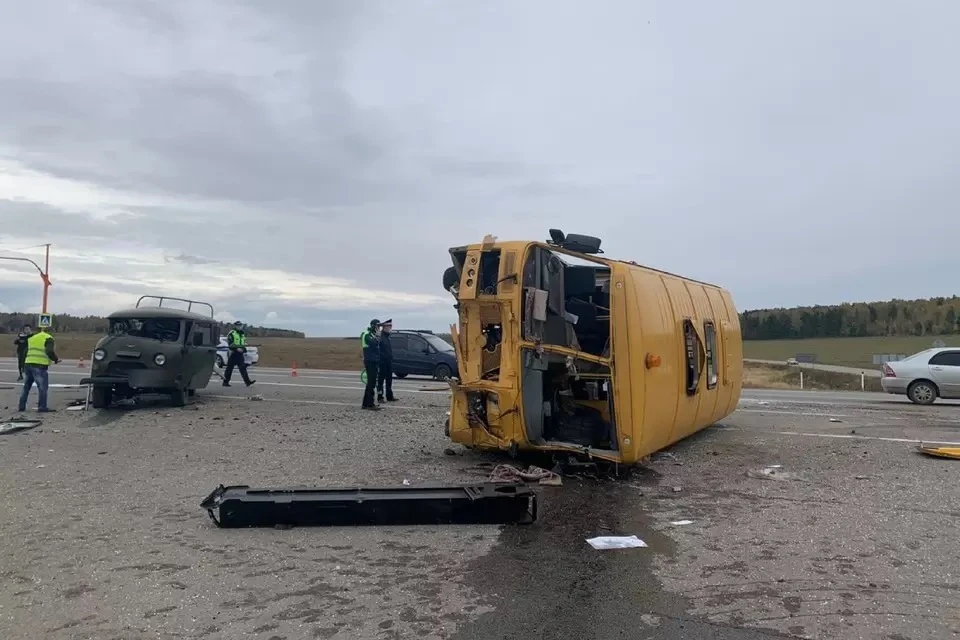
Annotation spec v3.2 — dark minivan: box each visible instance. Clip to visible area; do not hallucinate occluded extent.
[389,330,459,380]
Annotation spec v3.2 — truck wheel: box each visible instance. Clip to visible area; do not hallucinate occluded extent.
[170,387,189,407]
[908,380,937,405]
[91,387,112,409]
[434,364,452,380]
[188,389,196,397]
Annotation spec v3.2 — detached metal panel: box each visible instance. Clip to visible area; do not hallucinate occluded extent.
[201,483,538,528]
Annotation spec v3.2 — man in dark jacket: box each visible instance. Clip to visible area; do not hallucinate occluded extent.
[14,324,31,381]
[376,319,398,403]
[360,318,381,410]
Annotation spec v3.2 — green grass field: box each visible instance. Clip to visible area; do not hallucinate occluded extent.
[742,335,960,369]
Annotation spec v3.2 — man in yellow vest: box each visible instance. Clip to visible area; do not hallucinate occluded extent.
[222,321,255,387]
[18,325,61,413]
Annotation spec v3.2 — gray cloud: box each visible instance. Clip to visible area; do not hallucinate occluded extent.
[2,0,960,335]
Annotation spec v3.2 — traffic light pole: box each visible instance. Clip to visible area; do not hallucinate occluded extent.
[0,244,52,313]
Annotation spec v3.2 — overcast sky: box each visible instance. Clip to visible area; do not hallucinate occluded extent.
[1,1,958,336]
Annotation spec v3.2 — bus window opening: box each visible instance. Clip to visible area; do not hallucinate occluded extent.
[704,321,718,389]
[521,247,611,358]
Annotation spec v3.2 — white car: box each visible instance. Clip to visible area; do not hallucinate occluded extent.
[880,347,960,405]
[216,337,259,369]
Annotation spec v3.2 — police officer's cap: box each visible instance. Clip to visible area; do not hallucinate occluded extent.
[381,318,393,325]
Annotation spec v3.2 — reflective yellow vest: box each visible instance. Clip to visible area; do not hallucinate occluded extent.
[228,330,246,348]
[24,331,52,367]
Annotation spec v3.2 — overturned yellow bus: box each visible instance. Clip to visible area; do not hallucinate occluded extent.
[441,230,743,466]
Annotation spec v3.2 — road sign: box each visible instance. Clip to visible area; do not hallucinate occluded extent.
[37,313,53,328]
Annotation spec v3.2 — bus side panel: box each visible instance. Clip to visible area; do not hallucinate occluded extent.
[681,282,720,438]
[661,276,704,447]
[719,289,744,416]
[628,270,678,459]
[609,266,636,459]
[704,287,742,420]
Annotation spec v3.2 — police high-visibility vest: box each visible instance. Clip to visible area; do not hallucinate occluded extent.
[360,329,379,361]
[24,331,53,367]
[228,330,246,347]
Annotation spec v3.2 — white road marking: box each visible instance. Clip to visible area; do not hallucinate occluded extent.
[776,431,960,446]
[737,409,851,418]
[0,369,447,393]
[229,380,447,394]
[205,394,434,411]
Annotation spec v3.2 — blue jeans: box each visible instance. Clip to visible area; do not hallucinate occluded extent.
[19,365,50,412]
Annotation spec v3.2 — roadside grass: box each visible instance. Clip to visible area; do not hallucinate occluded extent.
[743,362,882,392]
[743,335,960,369]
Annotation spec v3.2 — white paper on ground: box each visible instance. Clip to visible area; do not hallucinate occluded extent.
[670,520,694,526]
[586,535,648,550]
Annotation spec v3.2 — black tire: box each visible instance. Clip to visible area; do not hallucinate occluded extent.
[434,363,452,380]
[908,380,937,405]
[188,389,196,397]
[442,266,460,292]
[394,372,408,379]
[216,355,225,368]
[91,387,112,409]
[170,387,188,407]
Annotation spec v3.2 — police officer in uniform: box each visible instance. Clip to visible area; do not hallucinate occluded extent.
[222,321,256,387]
[14,324,31,381]
[360,318,381,410]
[18,325,61,413]
[376,319,398,404]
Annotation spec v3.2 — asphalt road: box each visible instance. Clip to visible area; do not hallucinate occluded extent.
[1,359,958,640]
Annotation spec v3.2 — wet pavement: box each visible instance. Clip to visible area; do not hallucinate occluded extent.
[0,362,958,639]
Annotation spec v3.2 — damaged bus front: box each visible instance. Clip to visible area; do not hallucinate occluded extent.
[441,230,743,466]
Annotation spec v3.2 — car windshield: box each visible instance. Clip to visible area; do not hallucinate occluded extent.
[424,334,455,352]
[109,317,182,342]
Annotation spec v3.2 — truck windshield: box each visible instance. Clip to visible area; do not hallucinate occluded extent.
[109,317,182,342]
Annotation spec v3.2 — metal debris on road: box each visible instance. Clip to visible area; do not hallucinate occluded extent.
[670,520,694,526]
[489,464,562,486]
[916,445,960,460]
[586,535,648,550]
[0,420,42,435]
[247,394,263,401]
[200,483,539,528]
[829,418,842,423]
[747,466,803,482]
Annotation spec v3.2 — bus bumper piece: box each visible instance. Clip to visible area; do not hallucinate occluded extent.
[200,483,538,528]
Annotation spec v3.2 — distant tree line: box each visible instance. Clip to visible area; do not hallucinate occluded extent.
[0,312,305,338]
[740,296,960,340]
